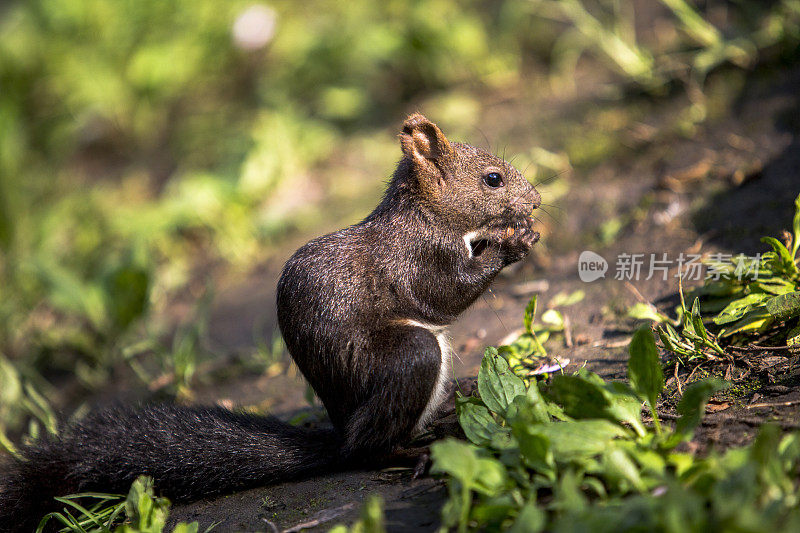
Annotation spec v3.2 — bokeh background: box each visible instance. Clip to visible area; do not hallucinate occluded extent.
[1,0,799,451]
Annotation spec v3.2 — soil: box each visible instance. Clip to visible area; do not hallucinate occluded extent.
[159,63,800,532]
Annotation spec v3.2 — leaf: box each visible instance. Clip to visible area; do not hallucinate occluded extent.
[549,290,585,308]
[515,430,554,473]
[627,302,669,323]
[431,439,507,497]
[0,354,22,407]
[675,379,730,439]
[627,327,663,409]
[750,424,785,489]
[602,381,647,437]
[787,325,800,347]
[754,276,797,295]
[765,291,800,321]
[717,308,774,338]
[712,293,771,325]
[473,457,508,496]
[603,448,645,491]
[547,374,610,419]
[540,309,564,330]
[524,295,538,334]
[522,380,552,424]
[531,420,627,462]
[508,503,545,533]
[761,237,799,276]
[458,401,506,446]
[122,476,170,533]
[478,348,526,415]
[431,439,479,485]
[690,298,708,342]
[356,495,386,533]
[172,523,200,533]
[104,264,150,331]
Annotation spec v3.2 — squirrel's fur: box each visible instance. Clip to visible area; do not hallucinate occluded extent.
[0,114,540,532]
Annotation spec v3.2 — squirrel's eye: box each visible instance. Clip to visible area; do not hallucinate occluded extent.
[483,172,504,188]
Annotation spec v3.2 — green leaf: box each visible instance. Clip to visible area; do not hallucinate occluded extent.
[104,264,150,331]
[458,400,506,446]
[0,354,23,408]
[545,374,643,435]
[524,295,537,334]
[172,523,200,533]
[478,348,527,415]
[675,379,730,439]
[547,374,610,419]
[765,291,800,321]
[717,308,774,338]
[473,457,508,496]
[431,439,479,485]
[357,495,386,533]
[603,448,646,491]
[516,430,554,473]
[627,302,670,323]
[431,439,507,498]
[787,325,800,346]
[713,293,771,325]
[121,476,170,533]
[531,420,627,462]
[602,381,647,437]
[508,502,545,533]
[627,327,663,409]
[507,386,550,425]
[549,290,585,308]
[690,298,708,342]
[750,424,785,490]
[540,309,564,330]
[761,237,799,276]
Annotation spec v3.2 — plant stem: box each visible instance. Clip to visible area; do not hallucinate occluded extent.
[649,402,663,437]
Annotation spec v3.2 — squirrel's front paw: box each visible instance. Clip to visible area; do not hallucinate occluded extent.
[492,217,539,264]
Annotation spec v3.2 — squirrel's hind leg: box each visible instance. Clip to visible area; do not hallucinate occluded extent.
[340,324,446,459]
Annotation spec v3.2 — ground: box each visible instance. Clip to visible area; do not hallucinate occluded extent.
[159,65,800,531]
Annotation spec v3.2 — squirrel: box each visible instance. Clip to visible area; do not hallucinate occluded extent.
[0,114,540,531]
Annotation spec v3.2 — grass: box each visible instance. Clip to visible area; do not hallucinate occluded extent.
[35,476,209,533]
[632,193,800,368]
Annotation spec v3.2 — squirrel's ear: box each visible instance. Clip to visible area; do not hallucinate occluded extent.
[399,114,453,166]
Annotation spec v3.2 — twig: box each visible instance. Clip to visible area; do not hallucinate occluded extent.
[674,361,682,395]
[684,362,705,384]
[511,279,550,296]
[283,503,356,533]
[563,314,573,348]
[624,281,648,304]
[750,344,794,351]
[592,338,630,349]
[745,399,800,410]
[728,344,792,352]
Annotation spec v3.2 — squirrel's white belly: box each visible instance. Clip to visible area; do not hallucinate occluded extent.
[399,319,451,432]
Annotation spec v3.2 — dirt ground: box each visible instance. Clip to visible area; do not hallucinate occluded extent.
[160,64,800,532]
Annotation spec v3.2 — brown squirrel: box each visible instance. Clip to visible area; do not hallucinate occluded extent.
[0,114,540,531]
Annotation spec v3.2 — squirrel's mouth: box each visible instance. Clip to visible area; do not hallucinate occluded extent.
[470,238,491,257]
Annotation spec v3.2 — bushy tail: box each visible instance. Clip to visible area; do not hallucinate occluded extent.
[0,404,340,532]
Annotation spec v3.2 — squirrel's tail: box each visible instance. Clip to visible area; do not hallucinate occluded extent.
[0,404,341,532]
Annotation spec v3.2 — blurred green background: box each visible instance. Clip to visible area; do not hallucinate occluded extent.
[0,0,798,448]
